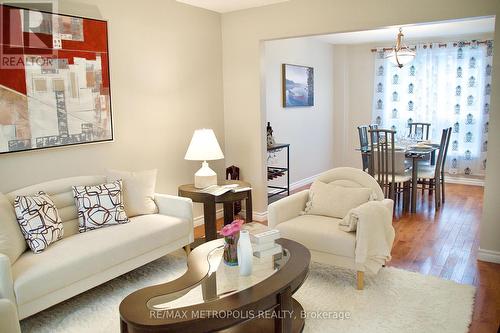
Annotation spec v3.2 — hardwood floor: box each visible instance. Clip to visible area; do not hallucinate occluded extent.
[193,183,500,332]
[391,184,500,333]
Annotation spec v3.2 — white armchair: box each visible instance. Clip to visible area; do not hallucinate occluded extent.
[0,298,21,333]
[268,167,394,290]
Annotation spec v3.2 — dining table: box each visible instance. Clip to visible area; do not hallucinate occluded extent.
[357,142,440,213]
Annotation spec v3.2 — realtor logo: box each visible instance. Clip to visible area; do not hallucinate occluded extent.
[1,1,58,70]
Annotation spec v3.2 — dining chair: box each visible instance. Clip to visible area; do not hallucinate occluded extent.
[369,123,379,144]
[417,127,452,209]
[357,125,370,172]
[440,127,452,203]
[408,122,431,140]
[368,129,412,209]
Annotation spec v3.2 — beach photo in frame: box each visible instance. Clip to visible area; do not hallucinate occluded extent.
[282,63,314,107]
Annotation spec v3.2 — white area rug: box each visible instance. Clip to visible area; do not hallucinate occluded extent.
[21,251,475,333]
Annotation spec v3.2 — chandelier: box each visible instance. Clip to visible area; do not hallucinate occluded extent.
[386,28,416,68]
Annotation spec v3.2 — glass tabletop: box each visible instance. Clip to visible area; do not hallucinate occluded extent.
[147,241,289,310]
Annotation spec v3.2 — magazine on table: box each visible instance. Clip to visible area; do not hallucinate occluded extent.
[200,184,252,196]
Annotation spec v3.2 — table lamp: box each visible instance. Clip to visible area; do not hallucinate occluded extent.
[185,129,224,188]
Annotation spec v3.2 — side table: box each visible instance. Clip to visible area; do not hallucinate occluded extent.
[178,180,252,242]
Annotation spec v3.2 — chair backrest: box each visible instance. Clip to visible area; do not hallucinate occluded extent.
[408,122,431,140]
[435,127,452,177]
[357,125,370,171]
[315,167,385,201]
[369,124,379,143]
[441,127,452,174]
[358,125,369,149]
[368,129,396,198]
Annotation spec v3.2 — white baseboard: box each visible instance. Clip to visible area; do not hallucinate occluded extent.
[445,176,484,187]
[289,173,318,190]
[268,172,320,195]
[477,248,500,264]
[271,171,484,188]
[194,209,267,226]
[196,173,317,227]
[266,172,319,220]
[240,210,268,222]
[193,209,224,227]
[252,211,268,222]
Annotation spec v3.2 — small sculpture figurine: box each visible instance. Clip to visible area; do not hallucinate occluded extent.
[267,122,276,147]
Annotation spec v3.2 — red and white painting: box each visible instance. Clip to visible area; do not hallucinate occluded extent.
[0,5,112,154]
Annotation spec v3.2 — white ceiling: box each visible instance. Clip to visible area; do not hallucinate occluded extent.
[312,17,495,45]
[176,0,290,13]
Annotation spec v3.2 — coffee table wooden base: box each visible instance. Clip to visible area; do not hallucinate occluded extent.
[219,298,304,333]
[120,239,310,333]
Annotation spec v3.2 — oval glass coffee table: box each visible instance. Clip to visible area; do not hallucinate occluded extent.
[119,238,310,333]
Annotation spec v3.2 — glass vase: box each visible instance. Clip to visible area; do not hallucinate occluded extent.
[223,233,239,266]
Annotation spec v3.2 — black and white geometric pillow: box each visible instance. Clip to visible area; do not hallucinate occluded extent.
[14,192,64,254]
[73,180,129,233]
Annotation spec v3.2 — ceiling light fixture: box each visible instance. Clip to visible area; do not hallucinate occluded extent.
[386,28,416,68]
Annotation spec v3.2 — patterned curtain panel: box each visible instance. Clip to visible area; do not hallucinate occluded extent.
[372,41,493,177]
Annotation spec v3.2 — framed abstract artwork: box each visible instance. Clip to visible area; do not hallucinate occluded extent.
[0,4,113,154]
[282,63,314,107]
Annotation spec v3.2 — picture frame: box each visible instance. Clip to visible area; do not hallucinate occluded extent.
[282,63,314,107]
[0,4,113,154]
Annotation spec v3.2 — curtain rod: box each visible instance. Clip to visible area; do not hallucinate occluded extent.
[370,40,492,52]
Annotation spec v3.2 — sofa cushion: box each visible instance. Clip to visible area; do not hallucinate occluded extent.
[275,214,355,258]
[14,192,64,254]
[73,180,129,233]
[12,214,189,306]
[0,193,26,264]
[6,176,106,239]
[304,181,373,219]
[106,169,158,217]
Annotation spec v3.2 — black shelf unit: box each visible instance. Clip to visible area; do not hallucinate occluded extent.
[267,143,290,199]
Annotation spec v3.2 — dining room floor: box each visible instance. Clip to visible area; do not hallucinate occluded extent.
[390,183,499,333]
[193,183,500,333]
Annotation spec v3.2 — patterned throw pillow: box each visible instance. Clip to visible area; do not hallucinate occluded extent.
[73,180,129,233]
[14,192,64,254]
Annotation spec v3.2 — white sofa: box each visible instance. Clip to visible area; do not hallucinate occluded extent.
[268,167,394,290]
[0,176,194,322]
[0,298,20,333]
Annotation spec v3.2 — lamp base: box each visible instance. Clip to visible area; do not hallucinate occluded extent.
[194,161,217,189]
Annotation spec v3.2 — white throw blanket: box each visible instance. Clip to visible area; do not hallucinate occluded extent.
[339,201,395,274]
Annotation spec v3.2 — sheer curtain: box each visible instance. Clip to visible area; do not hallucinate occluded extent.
[372,41,493,177]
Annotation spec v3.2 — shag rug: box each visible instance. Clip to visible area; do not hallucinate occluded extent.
[21,251,475,333]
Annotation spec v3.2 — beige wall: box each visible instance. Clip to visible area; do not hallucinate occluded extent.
[0,0,224,219]
[332,43,375,169]
[479,15,500,260]
[264,38,334,186]
[221,0,499,256]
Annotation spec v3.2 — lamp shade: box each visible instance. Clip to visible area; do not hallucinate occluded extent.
[386,49,415,68]
[184,129,224,161]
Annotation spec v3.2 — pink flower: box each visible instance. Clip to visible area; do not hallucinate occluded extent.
[219,219,245,237]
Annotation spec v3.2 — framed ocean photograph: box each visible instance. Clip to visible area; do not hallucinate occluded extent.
[0,4,113,154]
[282,64,314,107]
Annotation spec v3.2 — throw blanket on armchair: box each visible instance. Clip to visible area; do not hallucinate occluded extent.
[339,201,395,273]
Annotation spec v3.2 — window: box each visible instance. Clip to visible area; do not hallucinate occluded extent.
[372,41,493,176]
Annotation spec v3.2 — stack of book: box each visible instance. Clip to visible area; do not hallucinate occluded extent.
[243,222,281,258]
